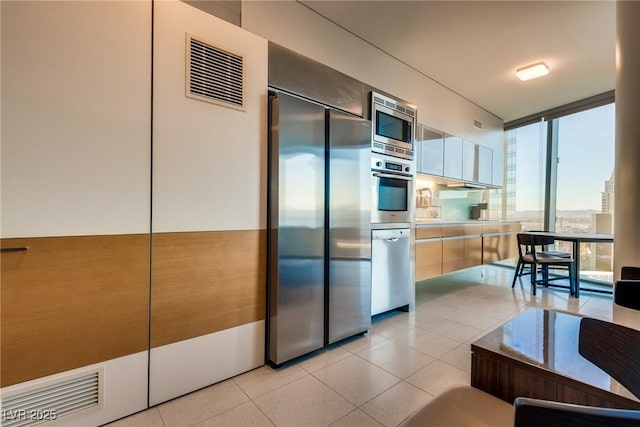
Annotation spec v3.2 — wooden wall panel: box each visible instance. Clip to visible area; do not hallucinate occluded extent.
[1,235,149,387]
[151,230,266,348]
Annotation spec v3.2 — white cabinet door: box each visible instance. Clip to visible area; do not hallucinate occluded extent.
[462,140,476,182]
[418,125,444,176]
[477,145,493,184]
[443,134,463,179]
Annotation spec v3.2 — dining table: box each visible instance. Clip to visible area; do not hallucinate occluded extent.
[526,231,614,298]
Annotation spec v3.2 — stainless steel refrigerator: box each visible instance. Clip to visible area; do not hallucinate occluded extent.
[268,91,371,366]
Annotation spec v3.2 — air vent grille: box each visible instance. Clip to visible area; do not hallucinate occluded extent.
[474,120,483,129]
[1,370,102,427]
[186,34,244,110]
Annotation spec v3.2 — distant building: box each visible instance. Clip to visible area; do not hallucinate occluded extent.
[601,170,614,213]
[591,171,614,272]
[593,213,613,271]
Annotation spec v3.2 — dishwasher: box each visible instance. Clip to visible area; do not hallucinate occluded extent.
[371,228,411,316]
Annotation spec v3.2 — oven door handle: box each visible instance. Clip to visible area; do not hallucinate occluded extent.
[372,172,412,181]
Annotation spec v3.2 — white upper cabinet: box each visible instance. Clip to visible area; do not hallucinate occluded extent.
[417,125,445,176]
[462,140,476,182]
[443,134,464,180]
[417,123,503,188]
[476,145,493,184]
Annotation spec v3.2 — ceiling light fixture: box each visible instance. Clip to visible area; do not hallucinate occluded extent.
[516,62,549,81]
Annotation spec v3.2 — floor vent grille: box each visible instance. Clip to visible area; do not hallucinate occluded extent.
[186,34,245,110]
[1,369,102,427]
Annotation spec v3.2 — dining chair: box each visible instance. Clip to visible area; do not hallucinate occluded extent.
[615,280,640,310]
[400,317,640,427]
[621,266,640,280]
[514,397,640,427]
[613,266,640,310]
[512,233,576,295]
[399,385,640,427]
[578,317,640,399]
[512,231,571,287]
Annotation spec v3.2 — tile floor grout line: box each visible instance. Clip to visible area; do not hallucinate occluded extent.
[108,266,614,427]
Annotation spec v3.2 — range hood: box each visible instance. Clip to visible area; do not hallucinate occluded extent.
[446,182,487,189]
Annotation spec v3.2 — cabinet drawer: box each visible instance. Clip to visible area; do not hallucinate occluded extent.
[416,227,442,239]
[441,226,465,237]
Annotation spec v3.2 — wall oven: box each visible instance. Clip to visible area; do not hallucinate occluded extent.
[371,91,416,161]
[371,155,414,224]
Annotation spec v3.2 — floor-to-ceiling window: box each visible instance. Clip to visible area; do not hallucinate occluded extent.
[506,120,547,230]
[553,103,615,281]
[501,93,615,283]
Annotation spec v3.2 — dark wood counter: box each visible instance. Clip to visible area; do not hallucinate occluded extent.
[471,308,640,409]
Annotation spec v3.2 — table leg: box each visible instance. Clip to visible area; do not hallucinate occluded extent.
[573,240,580,298]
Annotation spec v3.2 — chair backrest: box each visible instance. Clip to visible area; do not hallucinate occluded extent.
[526,231,556,246]
[516,233,559,261]
[578,317,640,400]
[614,280,640,310]
[516,233,533,253]
[514,397,640,427]
[622,266,640,280]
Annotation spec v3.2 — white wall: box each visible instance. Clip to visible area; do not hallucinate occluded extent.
[153,0,268,233]
[242,0,503,152]
[150,0,267,405]
[1,1,151,238]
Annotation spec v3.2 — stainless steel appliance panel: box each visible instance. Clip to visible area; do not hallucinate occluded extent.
[371,156,415,224]
[327,109,372,344]
[268,42,366,117]
[269,93,325,365]
[371,228,412,316]
[371,91,416,161]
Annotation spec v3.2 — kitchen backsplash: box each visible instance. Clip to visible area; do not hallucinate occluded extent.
[415,176,485,220]
[439,189,483,220]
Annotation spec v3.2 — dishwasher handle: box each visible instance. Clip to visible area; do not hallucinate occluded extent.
[372,229,410,241]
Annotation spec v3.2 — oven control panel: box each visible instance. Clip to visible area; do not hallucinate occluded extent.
[371,156,413,176]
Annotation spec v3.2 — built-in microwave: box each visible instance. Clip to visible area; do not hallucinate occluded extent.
[371,91,416,161]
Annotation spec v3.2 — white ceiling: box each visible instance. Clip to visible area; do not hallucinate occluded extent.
[300,0,616,123]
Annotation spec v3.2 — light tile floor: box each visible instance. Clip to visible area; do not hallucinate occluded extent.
[107,265,614,427]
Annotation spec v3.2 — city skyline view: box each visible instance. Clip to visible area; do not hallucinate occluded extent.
[505,102,615,277]
[512,103,615,212]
